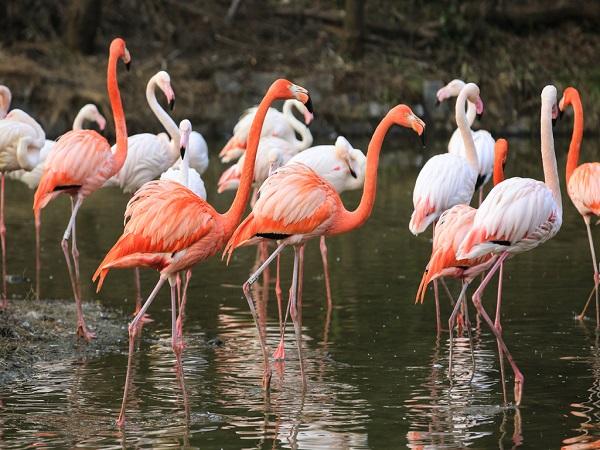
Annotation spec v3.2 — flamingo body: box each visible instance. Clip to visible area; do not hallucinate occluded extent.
[160,164,206,199]
[448,129,495,189]
[567,163,600,217]
[0,110,45,171]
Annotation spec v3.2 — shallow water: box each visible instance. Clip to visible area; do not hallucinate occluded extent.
[1,133,599,449]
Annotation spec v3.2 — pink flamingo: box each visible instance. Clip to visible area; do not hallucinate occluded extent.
[0,85,12,119]
[224,104,425,388]
[33,37,131,340]
[456,85,563,405]
[0,105,46,305]
[410,82,484,332]
[558,87,600,326]
[416,138,508,380]
[92,79,312,426]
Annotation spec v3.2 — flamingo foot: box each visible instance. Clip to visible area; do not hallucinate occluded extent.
[273,340,286,361]
[76,321,96,341]
[116,414,126,428]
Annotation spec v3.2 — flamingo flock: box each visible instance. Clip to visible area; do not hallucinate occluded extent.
[0,36,597,427]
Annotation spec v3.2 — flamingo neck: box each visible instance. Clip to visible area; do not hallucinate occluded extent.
[541,97,562,213]
[72,107,94,131]
[493,154,505,186]
[330,115,393,234]
[182,147,190,188]
[107,51,128,174]
[456,90,479,171]
[566,94,583,184]
[223,91,276,231]
[146,76,180,159]
[466,100,476,127]
[283,100,313,150]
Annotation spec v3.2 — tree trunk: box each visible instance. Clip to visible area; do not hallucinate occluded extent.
[343,0,365,58]
[64,0,102,55]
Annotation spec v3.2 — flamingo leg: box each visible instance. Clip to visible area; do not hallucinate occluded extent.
[289,245,307,389]
[495,261,508,403]
[175,269,191,354]
[61,197,93,340]
[297,245,305,315]
[242,242,286,390]
[433,279,442,334]
[273,254,285,361]
[117,276,166,427]
[169,276,178,352]
[319,236,333,308]
[0,173,6,307]
[471,252,523,405]
[448,281,469,379]
[462,287,476,381]
[69,197,82,301]
[577,218,599,327]
[35,213,41,301]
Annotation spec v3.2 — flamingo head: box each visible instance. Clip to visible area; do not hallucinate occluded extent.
[334,136,359,179]
[386,105,426,147]
[179,119,192,159]
[542,85,559,126]
[155,71,175,110]
[110,38,131,70]
[435,79,466,105]
[270,79,313,115]
[462,83,484,119]
[81,104,107,131]
[0,85,11,119]
[558,86,579,122]
[494,138,509,169]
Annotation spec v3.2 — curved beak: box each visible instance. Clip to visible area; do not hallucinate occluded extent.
[125,61,131,71]
[169,98,175,111]
[304,95,314,115]
[475,97,484,120]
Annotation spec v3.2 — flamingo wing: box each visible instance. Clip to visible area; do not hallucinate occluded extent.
[225,162,340,257]
[93,180,217,289]
[568,162,600,217]
[410,153,477,235]
[458,177,562,259]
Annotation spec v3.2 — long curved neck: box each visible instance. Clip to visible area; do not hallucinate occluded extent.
[146,77,180,157]
[456,91,479,171]
[72,108,91,131]
[182,147,190,188]
[223,92,276,230]
[466,100,476,127]
[283,100,313,149]
[107,51,128,174]
[541,98,562,213]
[493,154,505,186]
[330,115,394,234]
[566,95,583,184]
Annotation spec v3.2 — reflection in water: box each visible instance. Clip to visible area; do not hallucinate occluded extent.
[405,329,522,449]
[563,327,600,450]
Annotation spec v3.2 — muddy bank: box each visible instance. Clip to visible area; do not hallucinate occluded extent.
[0,299,125,385]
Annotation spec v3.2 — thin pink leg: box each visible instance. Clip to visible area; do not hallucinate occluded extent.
[495,261,508,403]
[117,276,167,427]
[242,243,287,389]
[273,254,286,360]
[35,213,41,301]
[170,277,178,353]
[448,281,470,379]
[0,174,6,307]
[61,197,94,340]
[433,279,441,334]
[69,197,82,302]
[289,246,307,390]
[175,269,191,354]
[471,252,523,405]
[577,218,599,327]
[297,245,305,315]
[319,236,332,308]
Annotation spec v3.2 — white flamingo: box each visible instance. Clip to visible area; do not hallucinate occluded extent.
[0,108,45,304]
[219,99,313,163]
[456,85,563,405]
[437,79,494,203]
[0,85,12,119]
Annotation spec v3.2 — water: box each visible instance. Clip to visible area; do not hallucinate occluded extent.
[0,134,599,449]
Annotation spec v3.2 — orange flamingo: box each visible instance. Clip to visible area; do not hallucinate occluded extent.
[225,104,425,388]
[416,138,508,380]
[559,87,600,326]
[33,38,131,340]
[92,78,312,427]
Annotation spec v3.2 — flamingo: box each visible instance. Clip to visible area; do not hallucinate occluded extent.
[410,82,483,332]
[558,87,600,326]
[33,37,131,340]
[9,103,106,299]
[0,85,12,119]
[0,107,46,305]
[91,78,312,426]
[437,79,495,203]
[219,99,313,163]
[224,104,425,388]
[416,138,508,381]
[165,129,209,176]
[456,85,563,405]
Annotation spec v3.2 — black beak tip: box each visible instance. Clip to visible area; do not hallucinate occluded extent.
[180,146,186,159]
[552,117,558,128]
[419,132,426,148]
[125,61,131,71]
[350,168,357,179]
[169,99,175,111]
[435,99,441,107]
[305,96,314,115]
[558,109,564,121]
[476,112,483,120]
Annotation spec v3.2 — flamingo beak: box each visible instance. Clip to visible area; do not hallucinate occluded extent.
[125,61,131,71]
[169,98,175,111]
[475,97,484,120]
[304,95,314,115]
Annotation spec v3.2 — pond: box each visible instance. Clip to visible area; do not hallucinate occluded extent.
[0,132,599,449]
